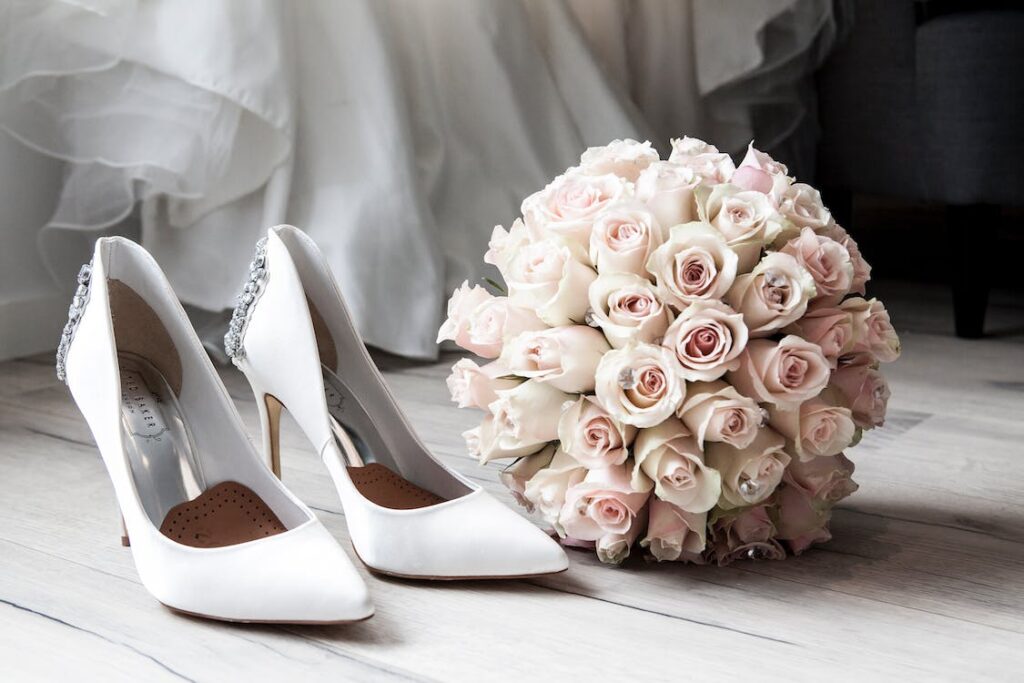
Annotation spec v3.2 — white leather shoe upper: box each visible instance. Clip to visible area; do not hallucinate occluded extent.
[63,237,372,622]
[235,225,569,579]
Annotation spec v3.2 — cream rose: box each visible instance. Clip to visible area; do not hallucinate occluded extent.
[557,395,637,469]
[786,452,859,504]
[631,418,722,513]
[725,251,816,336]
[436,281,494,354]
[786,304,854,367]
[500,326,610,393]
[830,354,890,429]
[641,499,706,562]
[596,506,648,565]
[667,136,736,184]
[842,297,901,363]
[446,359,521,410]
[587,273,671,348]
[521,172,630,257]
[728,335,831,410]
[677,380,765,449]
[589,203,663,276]
[709,505,784,565]
[661,300,749,381]
[506,238,597,326]
[483,380,573,461]
[768,389,856,461]
[579,138,659,182]
[780,227,854,300]
[774,483,831,555]
[594,342,686,427]
[463,296,547,359]
[820,223,871,295]
[699,184,785,271]
[779,182,832,232]
[646,222,739,308]
[558,464,651,541]
[523,448,587,531]
[736,142,793,199]
[484,218,530,276]
[499,445,556,513]
[706,428,791,509]
[635,161,701,231]
[463,414,548,465]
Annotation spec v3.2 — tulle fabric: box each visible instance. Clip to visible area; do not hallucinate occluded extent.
[0,0,837,359]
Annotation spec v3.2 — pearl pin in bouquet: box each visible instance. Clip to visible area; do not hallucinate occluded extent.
[439,137,899,566]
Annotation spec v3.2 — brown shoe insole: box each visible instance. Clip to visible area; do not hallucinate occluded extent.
[347,463,446,510]
[160,481,286,548]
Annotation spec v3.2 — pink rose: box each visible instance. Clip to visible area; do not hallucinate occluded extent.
[589,203,663,277]
[523,449,587,531]
[786,304,854,367]
[677,380,764,450]
[841,297,901,363]
[786,452,859,504]
[437,281,495,354]
[646,222,739,308]
[596,505,648,564]
[641,499,707,562]
[446,359,521,410]
[559,464,651,541]
[725,252,816,336]
[820,223,871,295]
[709,505,785,565]
[635,161,701,230]
[774,483,831,555]
[779,183,832,232]
[780,227,854,300]
[707,427,791,508]
[736,143,793,199]
[594,343,686,427]
[464,296,547,359]
[767,389,856,460]
[587,273,672,348]
[579,138,659,182]
[522,172,630,256]
[830,354,890,429]
[499,445,556,513]
[483,380,574,461]
[463,414,549,465]
[738,142,790,179]
[557,396,637,469]
[700,184,785,271]
[661,301,749,382]
[667,136,736,184]
[631,419,722,513]
[728,335,831,410]
[500,325,610,393]
[730,165,774,194]
[506,239,597,326]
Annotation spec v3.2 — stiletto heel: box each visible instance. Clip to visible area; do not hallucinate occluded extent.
[60,236,373,623]
[262,393,284,479]
[228,225,569,579]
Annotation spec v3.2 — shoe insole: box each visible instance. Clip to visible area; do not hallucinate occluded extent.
[323,366,449,510]
[159,481,286,548]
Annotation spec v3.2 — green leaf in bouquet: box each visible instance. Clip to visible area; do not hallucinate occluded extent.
[483,277,507,295]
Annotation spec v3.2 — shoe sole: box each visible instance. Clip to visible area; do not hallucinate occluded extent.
[163,602,374,625]
[351,542,569,581]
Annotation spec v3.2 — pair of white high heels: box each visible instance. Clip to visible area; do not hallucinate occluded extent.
[58,225,567,623]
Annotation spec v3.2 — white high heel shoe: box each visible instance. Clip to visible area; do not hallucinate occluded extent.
[227,225,569,579]
[58,237,373,623]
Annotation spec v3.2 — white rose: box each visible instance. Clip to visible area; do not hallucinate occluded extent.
[436,281,494,354]
[661,300,749,382]
[521,171,630,259]
[484,380,574,461]
[779,183,832,232]
[586,272,672,348]
[588,202,663,276]
[499,325,610,393]
[677,380,765,450]
[463,414,548,465]
[523,448,587,531]
[579,138,659,182]
[699,184,785,271]
[667,136,736,184]
[446,359,521,410]
[641,499,707,562]
[499,445,556,512]
[631,418,722,514]
[594,342,685,427]
[635,161,701,232]
[557,395,637,469]
[768,389,856,461]
[464,296,547,358]
[484,218,531,277]
[645,222,739,308]
[725,251,816,336]
[506,239,597,326]
[706,427,791,509]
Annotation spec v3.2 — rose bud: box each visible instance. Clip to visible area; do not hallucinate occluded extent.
[678,380,764,450]
[641,499,707,562]
[500,325,610,393]
[706,427,791,508]
[631,418,721,514]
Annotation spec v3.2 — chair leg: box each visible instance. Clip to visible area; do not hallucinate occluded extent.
[948,204,995,339]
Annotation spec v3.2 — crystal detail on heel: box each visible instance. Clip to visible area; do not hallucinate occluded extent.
[224,238,268,362]
[56,262,94,383]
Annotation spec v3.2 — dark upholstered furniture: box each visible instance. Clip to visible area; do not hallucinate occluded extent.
[815,1,1024,337]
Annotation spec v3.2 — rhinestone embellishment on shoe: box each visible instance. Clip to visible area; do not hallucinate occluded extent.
[224,237,268,362]
[56,262,94,383]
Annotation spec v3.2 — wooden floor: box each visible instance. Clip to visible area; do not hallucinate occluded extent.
[1,281,1022,682]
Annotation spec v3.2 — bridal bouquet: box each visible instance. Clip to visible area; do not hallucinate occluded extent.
[439,137,899,565]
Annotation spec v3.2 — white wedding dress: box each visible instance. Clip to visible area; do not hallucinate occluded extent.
[0,0,838,360]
